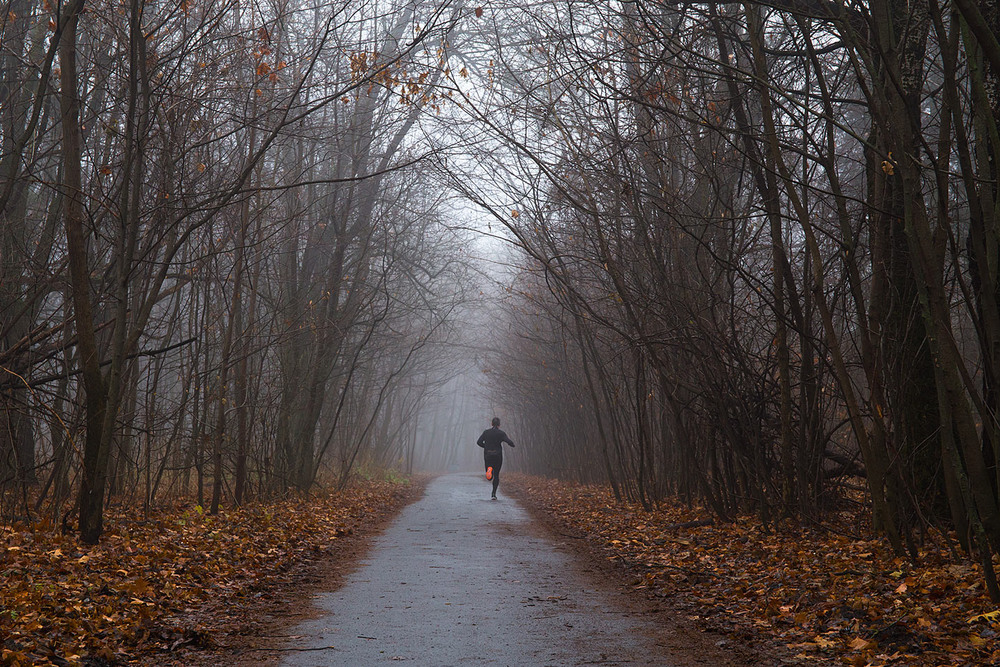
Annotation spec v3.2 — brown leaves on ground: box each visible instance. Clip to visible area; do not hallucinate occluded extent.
[509,475,999,666]
[0,477,411,666]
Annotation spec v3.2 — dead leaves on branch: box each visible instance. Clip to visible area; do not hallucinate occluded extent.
[509,475,1000,666]
[0,478,408,666]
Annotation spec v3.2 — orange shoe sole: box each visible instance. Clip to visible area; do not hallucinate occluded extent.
[486,466,493,481]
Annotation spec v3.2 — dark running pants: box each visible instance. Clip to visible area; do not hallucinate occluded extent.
[484,452,503,496]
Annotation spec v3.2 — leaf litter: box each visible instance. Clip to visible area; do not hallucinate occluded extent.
[1,477,411,666]
[509,474,1000,666]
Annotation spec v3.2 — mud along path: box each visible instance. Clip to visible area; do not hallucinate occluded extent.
[281,473,683,666]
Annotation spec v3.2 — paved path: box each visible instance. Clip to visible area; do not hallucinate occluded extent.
[283,474,675,666]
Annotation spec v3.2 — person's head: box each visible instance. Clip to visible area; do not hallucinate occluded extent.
[491,417,500,428]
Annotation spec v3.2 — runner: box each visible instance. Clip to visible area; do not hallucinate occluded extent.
[476,417,515,499]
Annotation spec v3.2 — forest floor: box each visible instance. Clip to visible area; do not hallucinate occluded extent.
[506,474,1000,667]
[4,472,999,666]
[0,474,425,666]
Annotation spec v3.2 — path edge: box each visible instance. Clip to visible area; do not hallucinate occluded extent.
[505,474,814,667]
[162,474,433,667]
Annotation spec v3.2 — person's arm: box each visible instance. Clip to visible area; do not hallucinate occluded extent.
[477,430,487,448]
[502,430,514,447]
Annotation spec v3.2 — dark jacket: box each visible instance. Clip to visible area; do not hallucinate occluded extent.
[477,427,514,455]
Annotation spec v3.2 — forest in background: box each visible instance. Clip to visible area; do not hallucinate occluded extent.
[6,0,1000,600]
[464,0,1000,601]
[0,0,479,542]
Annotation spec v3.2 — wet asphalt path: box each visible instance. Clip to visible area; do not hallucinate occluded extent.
[282,473,675,666]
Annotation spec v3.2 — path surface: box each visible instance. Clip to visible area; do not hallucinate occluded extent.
[282,473,678,666]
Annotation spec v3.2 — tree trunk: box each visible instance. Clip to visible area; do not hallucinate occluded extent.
[60,0,110,544]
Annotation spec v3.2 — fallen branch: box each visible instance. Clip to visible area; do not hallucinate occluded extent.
[663,519,714,530]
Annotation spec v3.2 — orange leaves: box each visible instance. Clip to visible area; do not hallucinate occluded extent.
[849,636,878,651]
[248,22,283,84]
[253,59,285,83]
[350,50,376,83]
[881,151,896,176]
[343,50,453,110]
[969,609,1000,623]
[509,474,1000,667]
[1,478,407,664]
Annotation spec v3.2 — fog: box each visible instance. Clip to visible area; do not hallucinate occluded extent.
[403,208,527,475]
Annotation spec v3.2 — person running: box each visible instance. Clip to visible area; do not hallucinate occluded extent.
[477,417,514,499]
